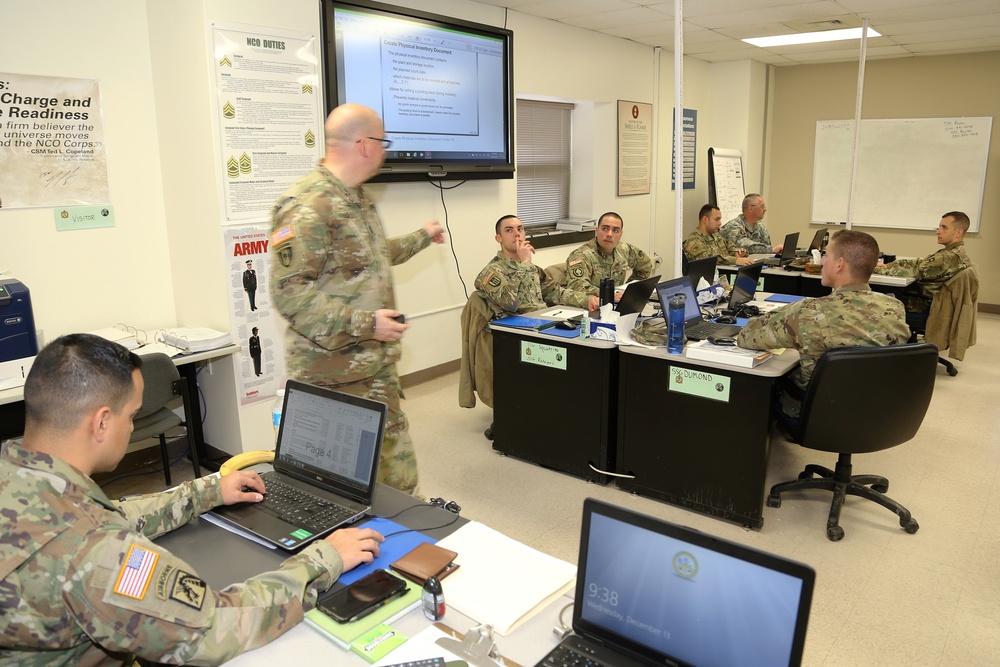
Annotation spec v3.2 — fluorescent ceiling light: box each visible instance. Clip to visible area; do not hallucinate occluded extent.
[743,27,881,48]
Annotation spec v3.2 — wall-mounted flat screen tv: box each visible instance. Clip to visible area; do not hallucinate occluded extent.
[321,0,514,182]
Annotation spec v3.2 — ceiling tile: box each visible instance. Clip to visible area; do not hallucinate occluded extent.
[511,0,638,21]
[561,6,675,31]
[877,14,1000,37]
[686,1,845,29]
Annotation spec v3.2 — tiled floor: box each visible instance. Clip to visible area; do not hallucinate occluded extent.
[109,313,1000,666]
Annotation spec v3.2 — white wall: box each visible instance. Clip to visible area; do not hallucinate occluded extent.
[2,0,766,454]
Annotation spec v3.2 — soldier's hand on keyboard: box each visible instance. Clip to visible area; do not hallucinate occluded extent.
[219,470,266,504]
[326,526,385,571]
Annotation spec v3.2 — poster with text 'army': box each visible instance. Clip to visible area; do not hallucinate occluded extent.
[211,23,324,224]
[0,72,109,209]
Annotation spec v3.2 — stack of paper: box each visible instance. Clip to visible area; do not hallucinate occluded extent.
[685,340,773,368]
[160,327,232,353]
[435,521,576,636]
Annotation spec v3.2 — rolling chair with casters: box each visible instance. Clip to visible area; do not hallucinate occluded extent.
[130,353,201,486]
[766,343,938,541]
[904,265,978,377]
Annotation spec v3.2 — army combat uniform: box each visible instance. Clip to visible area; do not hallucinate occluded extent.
[475,252,591,319]
[738,283,910,391]
[683,229,743,266]
[0,443,343,665]
[683,229,742,287]
[720,214,774,255]
[269,162,432,494]
[564,239,653,296]
[873,241,971,312]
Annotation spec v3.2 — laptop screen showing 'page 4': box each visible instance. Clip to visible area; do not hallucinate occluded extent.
[277,386,380,492]
[579,510,808,667]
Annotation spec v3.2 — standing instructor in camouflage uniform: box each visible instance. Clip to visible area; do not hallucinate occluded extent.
[0,334,383,665]
[270,104,444,494]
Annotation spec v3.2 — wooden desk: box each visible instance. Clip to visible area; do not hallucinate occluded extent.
[615,345,800,528]
[490,321,618,483]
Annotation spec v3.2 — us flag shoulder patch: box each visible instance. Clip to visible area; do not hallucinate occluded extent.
[113,544,159,600]
[270,224,296,246]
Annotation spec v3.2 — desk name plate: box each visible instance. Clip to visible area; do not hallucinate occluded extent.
[668,365,731,402]
[519,341,567,370]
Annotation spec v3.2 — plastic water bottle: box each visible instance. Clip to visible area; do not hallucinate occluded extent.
[272,388,285,441]
[668,293,686,355]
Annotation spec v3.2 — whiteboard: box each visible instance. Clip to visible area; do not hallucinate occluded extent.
[708,147,745,223]
[811,117,991,231]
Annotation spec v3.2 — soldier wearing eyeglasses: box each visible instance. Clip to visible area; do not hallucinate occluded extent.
[269,104,445,495]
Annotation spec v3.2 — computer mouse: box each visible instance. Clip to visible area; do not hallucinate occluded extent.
[555,320,577,330]
[716,315,737,324]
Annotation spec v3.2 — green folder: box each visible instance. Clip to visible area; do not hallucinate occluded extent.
[304,581,421,649]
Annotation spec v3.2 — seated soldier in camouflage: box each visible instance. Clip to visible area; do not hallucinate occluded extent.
[476,215,598,317]
[0,334,383,665]
[684,204,752,286]
[873,210,973,313]
[738,230,910,420]
[565,212,653,302]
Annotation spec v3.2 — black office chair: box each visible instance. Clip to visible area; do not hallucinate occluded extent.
[766,343,938,541]
[130,353,200,486]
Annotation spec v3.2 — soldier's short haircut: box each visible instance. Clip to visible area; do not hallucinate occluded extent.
[24,333,143,433]
[829,229,879,280]
[495,214,519,234]
[698,203,719,221]
[742,193,762,212]
[597,212,623,228]
[942,211,970,232]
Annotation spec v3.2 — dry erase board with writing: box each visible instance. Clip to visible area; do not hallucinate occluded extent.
[708,147,745,223]
[811,117,991,232]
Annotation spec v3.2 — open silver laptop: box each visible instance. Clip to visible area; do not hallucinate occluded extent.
[535,499,815,667]
[209,380,386,552]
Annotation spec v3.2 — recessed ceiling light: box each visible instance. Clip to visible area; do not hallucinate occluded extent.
[743,27,881,48]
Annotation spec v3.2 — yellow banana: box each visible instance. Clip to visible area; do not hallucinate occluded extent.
[220,449,275,476]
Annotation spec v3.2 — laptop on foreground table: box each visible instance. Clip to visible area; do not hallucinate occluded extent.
[534,499,815,667]
[210,380,385,552]
[751,232,800,267]
[656,261,763,341]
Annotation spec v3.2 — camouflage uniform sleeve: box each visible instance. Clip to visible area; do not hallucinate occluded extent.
[387,228,432,266]
[475,260,538,314]
[873,257,918,277]
[63,518,343,664]
[737,300,805,352]
[627,244,654,281]
[683,233,709,261]
[115,476,223,541]
[565,247,599,296]
[542,273,592,309]
[912,248,966,282]
[269,201,378,346]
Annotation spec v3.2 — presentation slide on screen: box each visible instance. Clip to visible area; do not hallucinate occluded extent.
[335,10,505,154]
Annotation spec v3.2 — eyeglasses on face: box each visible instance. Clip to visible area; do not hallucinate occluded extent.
[358,136,392,149]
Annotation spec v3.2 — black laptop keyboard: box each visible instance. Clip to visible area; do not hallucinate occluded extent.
[541,643,610,667]
[685,320,737,340]
[258,471,354,532]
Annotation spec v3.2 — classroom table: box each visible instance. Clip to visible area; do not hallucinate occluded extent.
[614,344,800,528]
[159,483,565,667]
[490,316,619,484]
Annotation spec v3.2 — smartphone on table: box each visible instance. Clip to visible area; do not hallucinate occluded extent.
[317,569,409,623]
